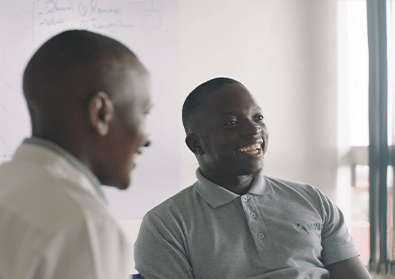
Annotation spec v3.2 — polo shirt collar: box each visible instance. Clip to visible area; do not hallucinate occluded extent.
[22,137,106,202]
[195,169,274,208]
[248,170,274,196]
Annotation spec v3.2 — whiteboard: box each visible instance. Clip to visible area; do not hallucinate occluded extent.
[0,0,181,219]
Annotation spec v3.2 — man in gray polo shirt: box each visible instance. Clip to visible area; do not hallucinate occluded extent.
[134,77,371,278]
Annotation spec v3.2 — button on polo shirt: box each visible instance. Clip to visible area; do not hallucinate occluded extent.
[191,170,275,257]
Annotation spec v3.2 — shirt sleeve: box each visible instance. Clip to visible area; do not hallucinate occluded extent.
[134,212,194,279]
[35,217,132,279]
[314,188,360,266]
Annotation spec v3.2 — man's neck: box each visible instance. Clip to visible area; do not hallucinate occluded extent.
[200,170,255,195]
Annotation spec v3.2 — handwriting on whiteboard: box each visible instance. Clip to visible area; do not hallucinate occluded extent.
[79,1,121,16]
[35,0,135,33]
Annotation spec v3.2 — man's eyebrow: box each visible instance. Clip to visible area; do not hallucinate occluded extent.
[220,111,238,116]
[255,106,263,112]
[220,106,263,116]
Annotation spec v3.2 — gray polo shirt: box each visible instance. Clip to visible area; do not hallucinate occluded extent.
[134,169,359,279]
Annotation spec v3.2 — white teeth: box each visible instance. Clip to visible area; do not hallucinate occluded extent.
[238,143,262,152]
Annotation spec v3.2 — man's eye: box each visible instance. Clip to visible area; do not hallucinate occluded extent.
[255,115,264,121]
[224,120,238,126]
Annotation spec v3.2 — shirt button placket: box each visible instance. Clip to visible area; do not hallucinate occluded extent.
[242,195,266,244]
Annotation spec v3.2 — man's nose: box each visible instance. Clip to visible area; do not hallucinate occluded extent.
[242,121,263,136]
[141,130,151,148]
[144,140,151,147]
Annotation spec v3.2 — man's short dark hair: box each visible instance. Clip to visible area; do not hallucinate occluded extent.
[23,29,136,105]
[22,30,137,127]
[182,77,242,134]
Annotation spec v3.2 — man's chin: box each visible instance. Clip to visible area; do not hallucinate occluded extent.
[117,177,132,190]
[114,183,131,190]
[102,177,131,190]
[240,164,264,175]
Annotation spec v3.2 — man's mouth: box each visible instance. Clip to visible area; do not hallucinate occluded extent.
[238,143,262,155]
[132,149,143,163]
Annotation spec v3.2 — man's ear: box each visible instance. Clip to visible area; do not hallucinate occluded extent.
[88,91,114,136]
[185,133,204,155]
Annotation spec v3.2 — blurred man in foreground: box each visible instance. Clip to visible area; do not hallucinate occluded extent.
[0,30,152,279]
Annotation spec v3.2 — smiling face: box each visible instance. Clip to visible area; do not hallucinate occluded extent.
[192,83,269,182]
[94,59,152,189]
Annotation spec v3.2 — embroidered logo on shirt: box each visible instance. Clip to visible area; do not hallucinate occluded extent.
[295,223,323,234]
